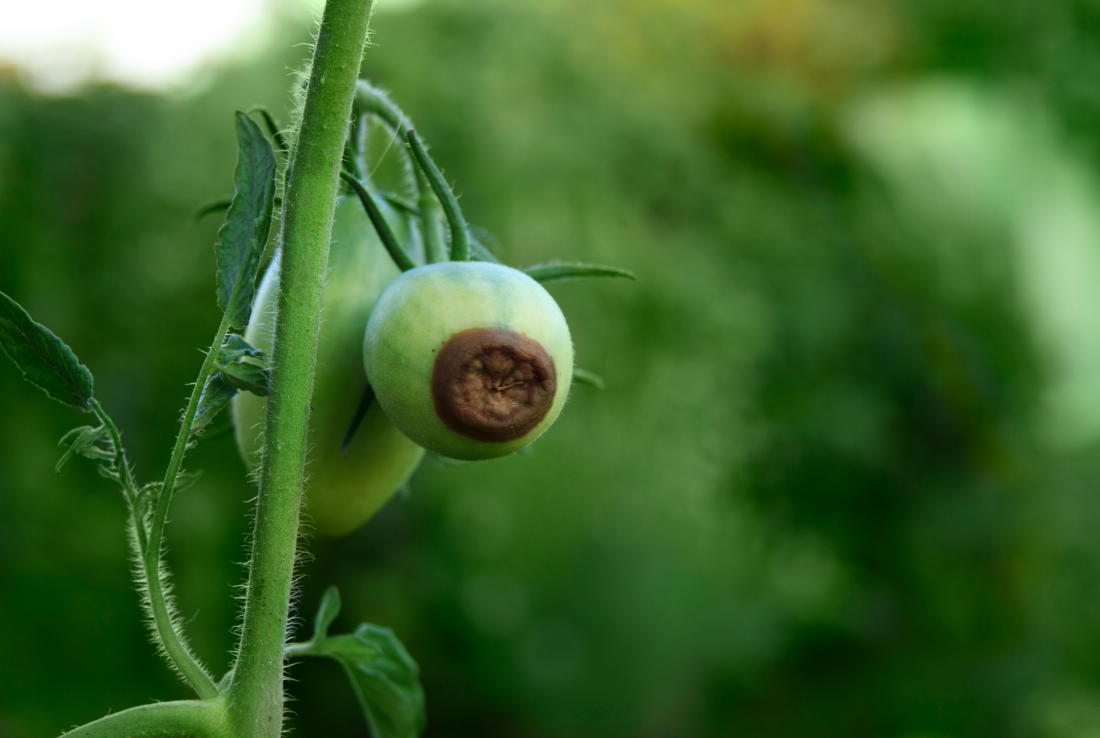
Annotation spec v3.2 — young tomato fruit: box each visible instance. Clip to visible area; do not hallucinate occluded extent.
[233,195,426,536]
[363,261,574,461]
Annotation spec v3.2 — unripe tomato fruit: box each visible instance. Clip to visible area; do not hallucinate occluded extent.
[233,195,426,536]
[363,261,573,461]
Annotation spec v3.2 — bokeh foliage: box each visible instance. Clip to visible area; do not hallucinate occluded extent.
[5,0,1100,736]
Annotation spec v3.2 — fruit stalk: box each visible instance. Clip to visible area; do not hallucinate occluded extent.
[353,82,448,262]
[226,1,375,735]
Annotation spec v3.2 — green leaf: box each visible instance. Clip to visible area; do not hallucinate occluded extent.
[217,334,264,364]
[247,106,289,155]
[216,112,277,329]
[195,199,231,222]
[56,424,114,472]
[313,632,382,664]
[572,367,605,390]
[192,374,238,435]
[340,625,426,738]
[196,197,282,223]
[311,586,342,643]
[295,587,426,738]
[341,383,376,456]
[0,290,94,409]
[214,361,269,397]
[523,262,636,284]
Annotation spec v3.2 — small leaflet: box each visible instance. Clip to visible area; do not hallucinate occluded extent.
[523,262,636,284]
[217,334,264,364]
[572,368,606,390]
[214,361,269,397]
[0,290,94,409]
[301,586,427,738]
[192,374,238,435]
[215,112,277,330]
[56,424,114,472]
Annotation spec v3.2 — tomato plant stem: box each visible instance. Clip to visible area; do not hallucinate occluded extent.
[145,312,232,700]
[226,1,375,735]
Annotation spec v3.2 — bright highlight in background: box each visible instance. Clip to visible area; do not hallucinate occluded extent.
[0,0,423,93]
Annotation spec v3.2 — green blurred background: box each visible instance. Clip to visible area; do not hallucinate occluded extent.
[5,0,1100,735]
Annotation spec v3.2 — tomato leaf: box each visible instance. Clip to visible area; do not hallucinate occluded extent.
[0,290,94,409]
[295,587,427,738]
[341,382,376,456]
[213,361,269,397]
[338,624,426,738]
[311,586,343,643]
[216,112,277,329]
[192,374,238,435]
[523,262,636,284]
[572,367,605,389]
[248,106,289,155]
[56,424,114,472]
[217,334,265,364]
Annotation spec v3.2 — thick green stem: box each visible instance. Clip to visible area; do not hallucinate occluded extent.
[142,314,232,700]
[226,1,375,736]
[59,698,229,738]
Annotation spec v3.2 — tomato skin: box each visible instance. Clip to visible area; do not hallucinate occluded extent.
[363,261,574,461]
[233,195,425,537]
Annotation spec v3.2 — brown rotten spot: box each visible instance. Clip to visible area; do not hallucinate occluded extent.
[431,328,557,442]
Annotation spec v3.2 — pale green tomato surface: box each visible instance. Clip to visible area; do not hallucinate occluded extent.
[363,261,574,460]
[233,195,426,536]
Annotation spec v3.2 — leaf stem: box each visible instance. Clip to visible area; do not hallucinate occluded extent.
[226,1,376,735]
[405,130,469,262]
[59,698,229,738]
[341,171,417,271]
[145,312,233,700]
[89,398,138,502]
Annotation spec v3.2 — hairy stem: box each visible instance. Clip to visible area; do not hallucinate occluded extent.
[226,1,375,736]
[417,167,447,262]
[354,82,447,262]
[341,171,417,271]
[145,313,233,700]
[59,698,229,738]
[90,399,139,502]
[90,399,152,579]
[406,130,469,261]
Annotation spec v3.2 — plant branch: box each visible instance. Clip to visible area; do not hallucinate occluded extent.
[227,1,376,736]
[89,399,138,503]
[341,171,417,271]
[354,82,447,262]
[59,698,229,738]
[143,312,233,700]
[406,130,469,262]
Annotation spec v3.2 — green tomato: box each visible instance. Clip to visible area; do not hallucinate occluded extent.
[363,261,574,461]
[233,195,426,536]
